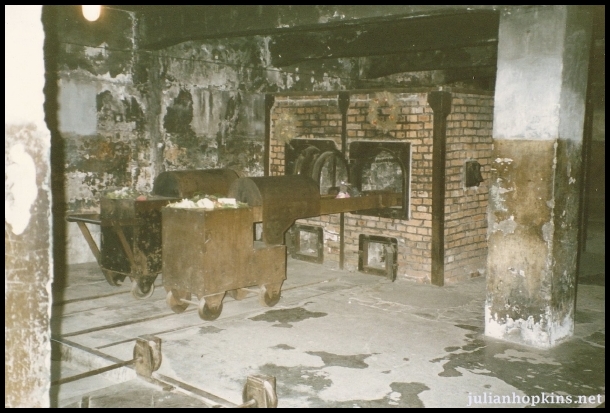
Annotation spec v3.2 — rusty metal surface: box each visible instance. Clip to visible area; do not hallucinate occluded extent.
[319,191,402,215]
[162,207,286,297]
[66,214,102,225]
[152,169,239,199]
[66,168,251,298]
[100,196,177,277]
[157,175,400,315]
[69,172,400,308]
[228,175,321,245]
[161,212,282,314]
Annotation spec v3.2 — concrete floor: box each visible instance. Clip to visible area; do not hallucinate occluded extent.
[50,219,605,408]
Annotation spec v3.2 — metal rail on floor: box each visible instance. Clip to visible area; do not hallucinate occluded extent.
[51,358,136,386]
[52,336,278,408]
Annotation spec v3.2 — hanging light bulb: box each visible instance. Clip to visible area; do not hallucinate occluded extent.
[82,5,101,22]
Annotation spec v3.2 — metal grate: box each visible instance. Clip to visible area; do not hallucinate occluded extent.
[349,141,411,220]
[358,235,397,281]
[288,225,324,264]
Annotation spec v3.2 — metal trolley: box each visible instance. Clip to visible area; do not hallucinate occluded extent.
[160,175,402,320]
[66,169,240,300]
[161,175,320,320]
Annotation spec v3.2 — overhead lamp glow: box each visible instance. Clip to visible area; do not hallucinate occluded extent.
[82,5,101,22]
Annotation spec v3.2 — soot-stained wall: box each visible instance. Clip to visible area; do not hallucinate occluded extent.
[151,38,358,176]
[55,6,358,264]
[53,6,148,264]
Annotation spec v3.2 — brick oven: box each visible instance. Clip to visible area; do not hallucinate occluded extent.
[264,88,493,285]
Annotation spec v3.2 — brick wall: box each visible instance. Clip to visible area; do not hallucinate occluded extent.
[345,92,434,281]
[268,89,493,284]
[269,95,342,176]
[443,92,494,282]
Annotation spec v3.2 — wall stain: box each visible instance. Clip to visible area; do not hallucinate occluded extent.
[216,93,241,148]
[486,139,582,344]
[123,97,145,130]
[164,89,195,135]
[97,91,118,123]
[67,198,101,213]
[163,89,201,167]
[54,6,134,78]
[5,123,52,407]
[66,136,131,176]
[225,94,238,121]
[59,20,358,231]
[222,138,264,176]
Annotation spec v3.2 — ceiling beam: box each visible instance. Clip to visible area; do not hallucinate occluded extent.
[131,6,501,50]
[358,44,498,79]
[355,66,498,90]
[267,12,499,67]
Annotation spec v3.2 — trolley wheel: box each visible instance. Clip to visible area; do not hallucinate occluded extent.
[227,288,249,301]
[242,375,278,408]
[166,289,191,313]
[197,293,225,321]
[103,270,125,287]
[133,335,162,378]
[131,277,155,300]
[259,283,282,307]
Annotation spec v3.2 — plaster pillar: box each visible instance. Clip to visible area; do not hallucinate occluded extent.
[485,6,592,348]
[5,5,53,407]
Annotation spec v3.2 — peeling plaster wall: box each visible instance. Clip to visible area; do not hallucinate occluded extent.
[486,140,557,347]
[57,12,358,265]
[5,5,53,407]
[492,7,565,141]
[60,6,505,270]
[153,37,356,177]
[485,6,591,348]
[550,5,591,337]
[52,6,152,264]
